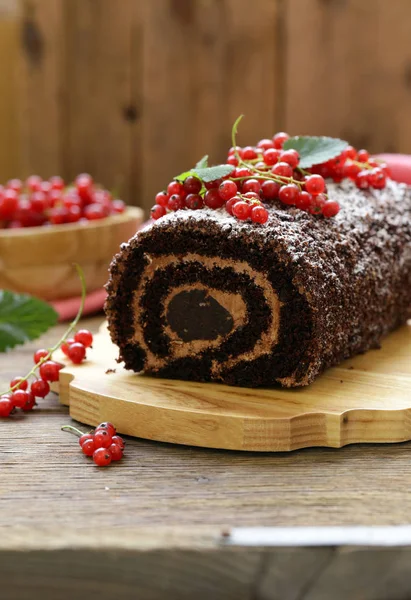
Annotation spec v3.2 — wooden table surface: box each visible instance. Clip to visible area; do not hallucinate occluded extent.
[3,315,411,600]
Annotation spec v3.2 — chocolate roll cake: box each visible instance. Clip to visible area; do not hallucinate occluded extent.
[105,179,411,387]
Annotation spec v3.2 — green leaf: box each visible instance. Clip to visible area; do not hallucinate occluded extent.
[193,164,234,182]
[174,170,195,183]
[283,136,348,168]
[195,155,209,169]
[0,290,58,353]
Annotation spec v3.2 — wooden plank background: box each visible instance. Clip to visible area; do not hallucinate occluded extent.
[1,0,411,213]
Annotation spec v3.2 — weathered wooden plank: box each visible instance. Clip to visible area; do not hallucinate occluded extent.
[19,0,65,177]
[284,0,411,154]
[64,0,139,203]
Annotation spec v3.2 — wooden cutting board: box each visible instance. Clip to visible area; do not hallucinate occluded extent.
[55,321,411,452]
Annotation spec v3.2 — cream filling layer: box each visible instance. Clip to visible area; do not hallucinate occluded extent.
[131,253,281,376]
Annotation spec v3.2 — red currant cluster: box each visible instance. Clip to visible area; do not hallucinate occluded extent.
[0,329,93,418]
[310,146,390,190]
[70,422,125,467]
[0,174,125,228]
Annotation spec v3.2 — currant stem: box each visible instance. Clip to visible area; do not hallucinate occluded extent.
[61,424,88,437]
[0,264,86,397]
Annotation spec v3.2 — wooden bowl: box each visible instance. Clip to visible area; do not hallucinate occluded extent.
[0,207,143,300]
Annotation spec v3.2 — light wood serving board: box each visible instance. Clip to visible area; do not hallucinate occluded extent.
[55,321,411,452]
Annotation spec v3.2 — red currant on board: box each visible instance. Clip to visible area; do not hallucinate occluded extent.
[74,329,93,348]
[111,435,125,450]
[31,379,50,398]
[96,422,116,437]
[61,338,75,357]
[67,342,86,364]
[11,390,30,409]
[21,392,36,412]
[93,448,112,467]
[109,443,123,461]
[79,433,94,447]
[10,377,28,391]
[82,439,96,456]
[33,349,50,364]
[39,361,62,382]
[94,429,112,449]
[0,396,13,418]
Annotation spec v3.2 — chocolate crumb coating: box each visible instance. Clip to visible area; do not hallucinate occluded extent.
[105,179,411,387]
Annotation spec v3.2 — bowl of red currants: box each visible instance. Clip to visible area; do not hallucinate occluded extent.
[0,173,143,300]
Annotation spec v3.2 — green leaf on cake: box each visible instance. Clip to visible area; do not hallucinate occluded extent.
[0,290,58,353]
[175,163,234,184]
[195,155,209,169]
[283,136,348,168]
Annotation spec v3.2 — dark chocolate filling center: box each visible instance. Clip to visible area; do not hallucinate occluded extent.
[166,289,234,342]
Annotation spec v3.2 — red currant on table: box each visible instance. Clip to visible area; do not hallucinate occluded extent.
[67,342,86,364]
[21,392,36,412]
[74,329,93,348]
[11,390,30,409]
[39,360,62,382]
[94,429,112,449]
[0,396,14,418]
[109,443,123,461]
[82,439,96,456]
[31,379,50,398]
[79,433,94,447]
[10,377,28,391]
[93,448,112,467]
[96,422,116,437]
[111,435,125,450]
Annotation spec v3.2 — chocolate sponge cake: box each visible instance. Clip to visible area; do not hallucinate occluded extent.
[105,178,411,387]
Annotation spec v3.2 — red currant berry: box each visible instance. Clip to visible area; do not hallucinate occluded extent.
[263,148,281,166]
[21,392,36,412]
[7,179,23,193]
[304,174,325,196]
[111,435,125,450]
[271,162,293,179]
[156,192,170,207]
[309,193,327,214]
[218,180,238,201]
[50,175,64,190]
[322,200,340,218]
[167,194,185,211]
[234,167,252,179]
[84,203,106,220]
[11,390,30,409]
[26,175,42,192]
[278,184,299,205]
[355,170,370,190]
[31,379,50,398]
[242,179,261,194]
[76,173,94,201]
[255,161,267,170]
[81,439,95,456]
[67,342,86,364]
[166,181,183,196]
[10,377,28,391]
[151,204,166,220]
[368,167,386,189]
[0,189,18,219]
[33,349,50,364]
[232,201,252,220]
[204,189,225,209]
[96,422,116,437]
[225,196,240,215]
[241,146,258,160]
[343,162,361,179]
[279,149,299,168]
[50,206,69,225]
[272,132,290,149]
[93,448,112,466]
[227,155,239,167]
[357,149,370,163]
[257,138,274,150]
[185,194,204,209]
[61,338,75,357]
[67,205,81,223]
[39,360,62,382]
[0,396,13,418]
[251,205,269,224]
[111,199,126,214]
[243,192,260,200]
[342,146,357,160]
[79,433,94,447]
[109,443,123,461]
[74,329,93,348]
[204,179,222,190]
[261,180,280,200]
[94,429,112,449]
[183,176,202,195]
[295,191,312,210]
[228,146,242,156]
